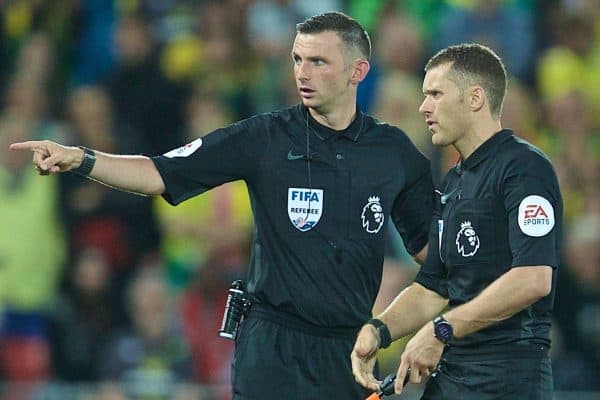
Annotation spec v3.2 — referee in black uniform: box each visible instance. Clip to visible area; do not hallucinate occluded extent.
[352,44,563,399]
[11,12,434,400]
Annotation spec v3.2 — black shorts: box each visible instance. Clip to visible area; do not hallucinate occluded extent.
[421,345,553,400]
[231,304,371,400]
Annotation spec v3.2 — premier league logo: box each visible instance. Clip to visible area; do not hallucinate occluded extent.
[455,221,480,257]
[288,188,323,232]
[361,196,384,234]
[163,138,203,158]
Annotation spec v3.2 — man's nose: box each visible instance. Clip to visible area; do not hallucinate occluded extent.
[419,98,431,115]
[296,62,311,80]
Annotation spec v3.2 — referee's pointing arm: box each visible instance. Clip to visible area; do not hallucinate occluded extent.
[10,140,165,196]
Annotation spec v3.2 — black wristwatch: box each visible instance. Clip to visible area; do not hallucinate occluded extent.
[366,318,392,349]
[72,146,96,177]
[433,316,453,345]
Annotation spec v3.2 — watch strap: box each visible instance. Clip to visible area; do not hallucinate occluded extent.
[73,146,96,177]
[367,318,392,349]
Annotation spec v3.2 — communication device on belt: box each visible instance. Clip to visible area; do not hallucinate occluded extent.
[218,280,250,340]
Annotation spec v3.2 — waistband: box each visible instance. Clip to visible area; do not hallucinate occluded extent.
[247,303,359,340]
[444,343,549,362]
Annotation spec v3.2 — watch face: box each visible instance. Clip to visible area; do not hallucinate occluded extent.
[434,317,453,343]
[436,322,452,340]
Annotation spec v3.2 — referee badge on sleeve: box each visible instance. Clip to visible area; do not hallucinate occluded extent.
[518,195,555,237]
[163,138,203,158]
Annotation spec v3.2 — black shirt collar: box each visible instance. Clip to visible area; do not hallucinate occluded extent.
[299,104,364,142]
[459,129,513,171]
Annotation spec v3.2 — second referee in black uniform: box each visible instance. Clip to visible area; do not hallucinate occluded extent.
[352,44,563,399]
[11,12,434,400]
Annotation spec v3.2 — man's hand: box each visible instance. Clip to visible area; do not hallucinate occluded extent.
[394,322,443,394]
[10,140,84,175]
[351,323,381,391]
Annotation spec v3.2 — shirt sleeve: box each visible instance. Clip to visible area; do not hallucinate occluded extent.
[414,191,448,298]
[390,141,434,256]
[151,117,266,205]
[502,151,562,269]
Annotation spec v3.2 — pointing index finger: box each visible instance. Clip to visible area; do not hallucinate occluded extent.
[9,141,46,152]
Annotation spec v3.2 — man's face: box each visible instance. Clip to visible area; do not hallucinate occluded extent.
[419,63,469,147]
[292,31,354,113]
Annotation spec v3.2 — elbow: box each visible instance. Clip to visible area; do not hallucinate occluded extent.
[527,285,550,304]
[144,162,166,195]
[147,183,165,196]
[137,177,165,196]
[136,156,167,196]
[412,244,429,265]
[531,280,552,299]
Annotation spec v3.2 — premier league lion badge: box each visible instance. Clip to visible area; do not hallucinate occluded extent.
[455,221,480,257]
[361,196,384,234]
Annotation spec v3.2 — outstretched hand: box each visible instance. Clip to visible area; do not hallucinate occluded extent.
[351,323,382,391]
[10,140,83,175]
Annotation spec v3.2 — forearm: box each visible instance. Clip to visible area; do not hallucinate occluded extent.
[85,149,166,196]
[444,265,552,338]
[378,282,448,340]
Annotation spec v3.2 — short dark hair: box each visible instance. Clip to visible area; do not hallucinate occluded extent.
[296,12,371,60]
[425,43,507,119]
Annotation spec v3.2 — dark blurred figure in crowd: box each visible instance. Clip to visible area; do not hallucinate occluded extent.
[106,14,189,154]
[49,246,120,382]
[432,0,539,83]
[98,267,196,400]
[552,214,600,391]
[369,9,432,157]
[70,0,117,86]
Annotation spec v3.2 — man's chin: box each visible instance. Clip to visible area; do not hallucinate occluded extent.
[431,133,444,146]
[301,98,317,107]
[302,99,326,114]
[432,137,452,148]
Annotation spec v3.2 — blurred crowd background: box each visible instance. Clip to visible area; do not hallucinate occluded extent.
[0,0,598,399]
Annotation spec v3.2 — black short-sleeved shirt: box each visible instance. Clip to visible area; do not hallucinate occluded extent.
[152,104,433,328]
[416,129,563,349]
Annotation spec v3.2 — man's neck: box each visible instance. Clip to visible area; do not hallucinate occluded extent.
[455,119,502,160]
[308,104,357,131]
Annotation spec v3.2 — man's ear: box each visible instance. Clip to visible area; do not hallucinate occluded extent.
[469,86,485,112]
[350,59,370,85]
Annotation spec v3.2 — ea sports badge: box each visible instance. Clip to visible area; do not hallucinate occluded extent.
[518,195,555,237]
